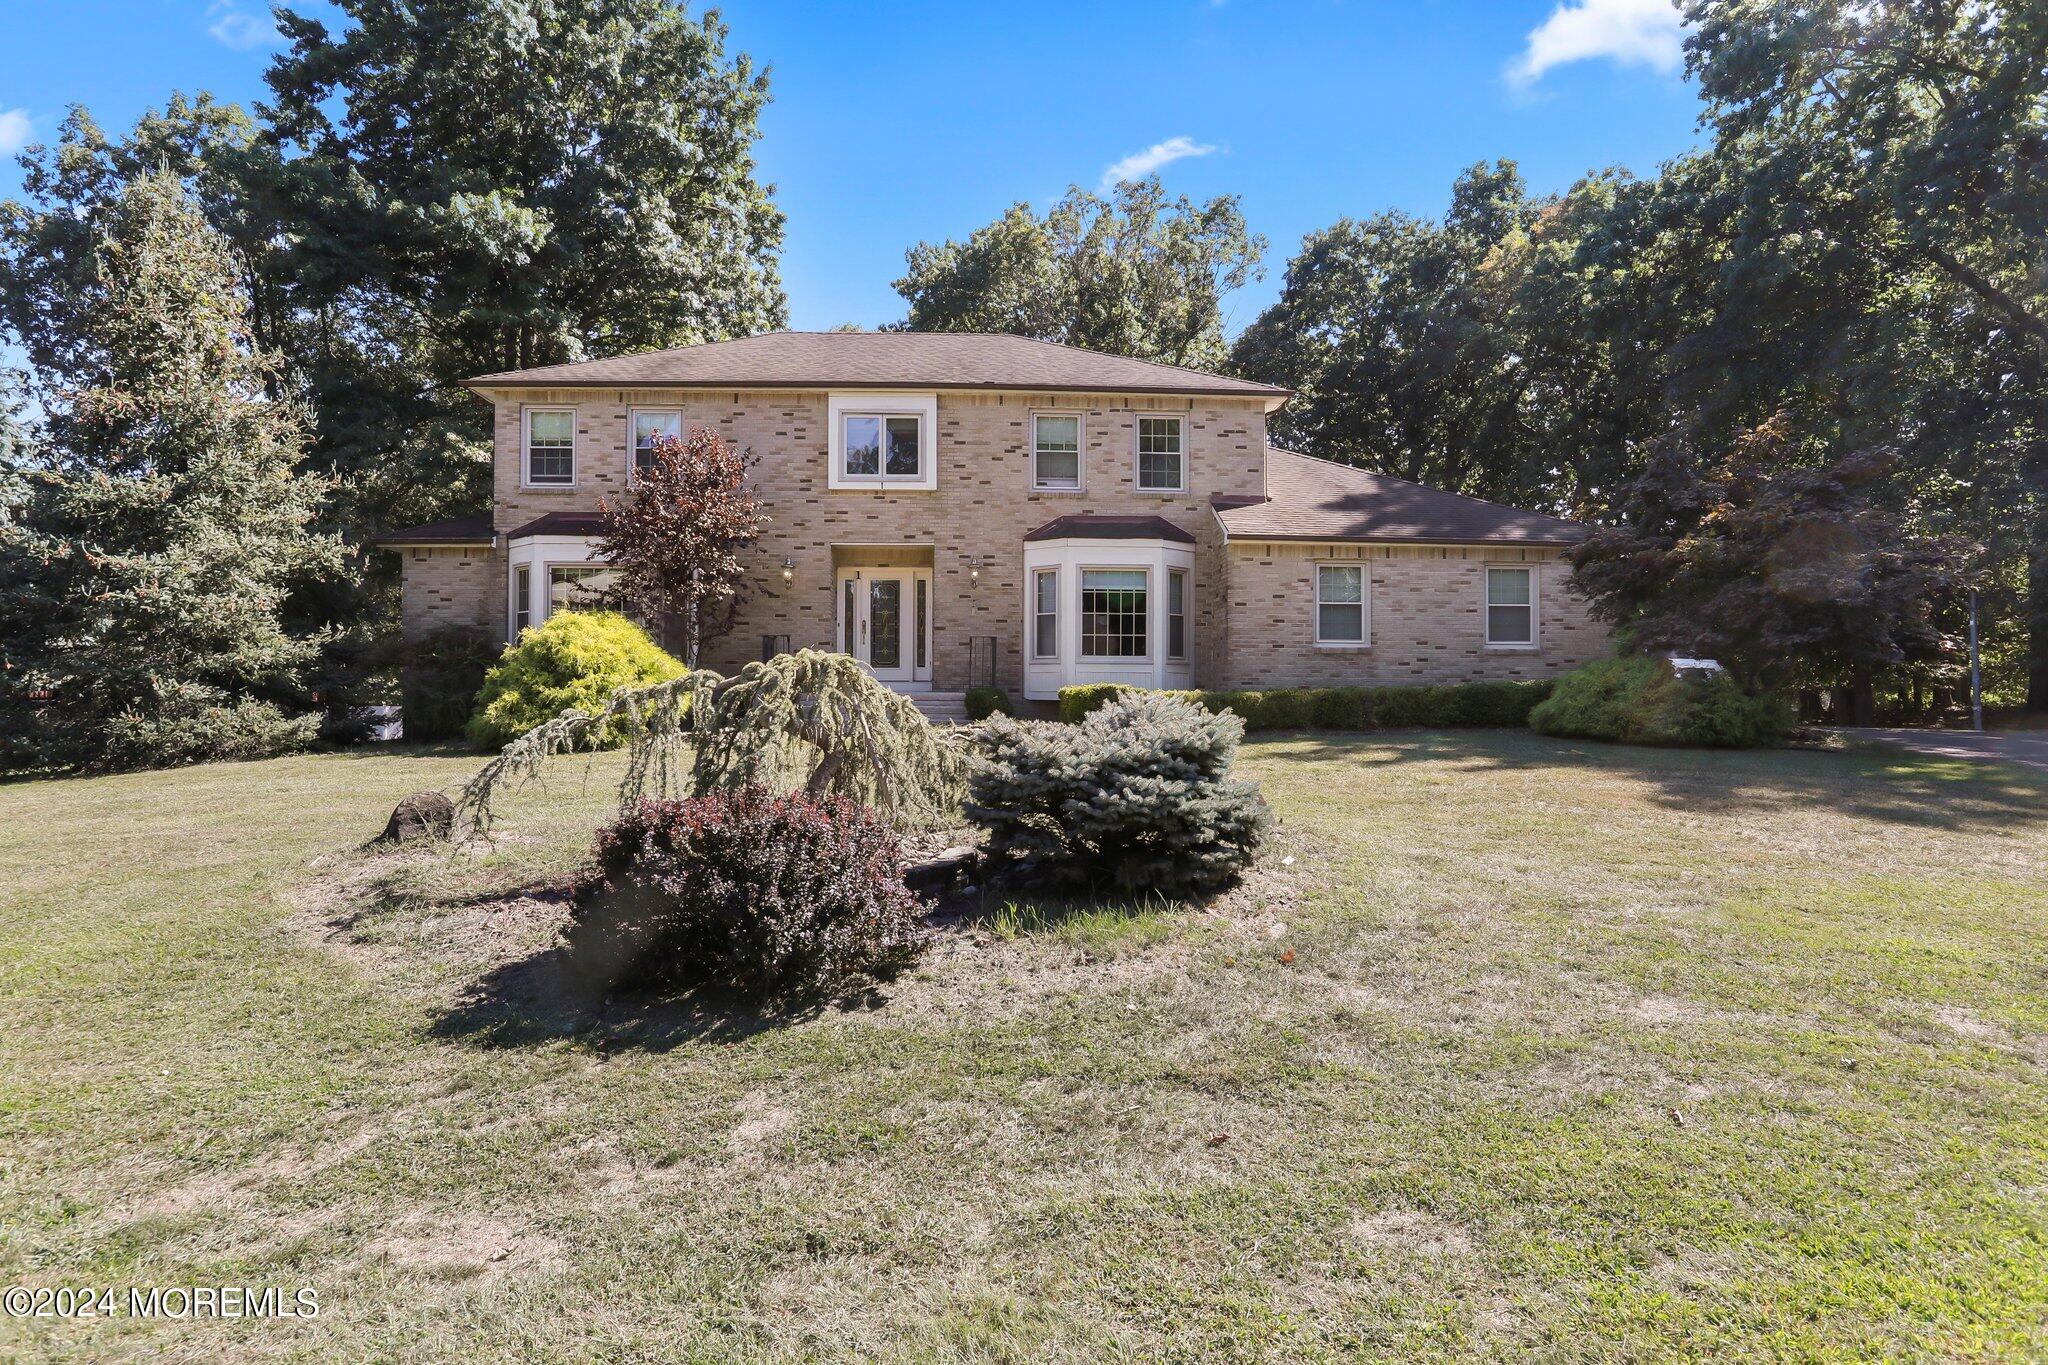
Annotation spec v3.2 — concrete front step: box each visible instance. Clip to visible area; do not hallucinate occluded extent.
[905,691,971,724]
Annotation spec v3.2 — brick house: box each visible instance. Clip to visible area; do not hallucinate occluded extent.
[380,332,1608,702]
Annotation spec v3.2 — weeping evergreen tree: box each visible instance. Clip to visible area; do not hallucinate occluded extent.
[0,172,344,772]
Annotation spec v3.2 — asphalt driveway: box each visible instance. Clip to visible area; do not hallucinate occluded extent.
[1846,727,2048,775]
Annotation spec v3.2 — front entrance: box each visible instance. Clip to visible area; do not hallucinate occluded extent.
[836,567,933,687]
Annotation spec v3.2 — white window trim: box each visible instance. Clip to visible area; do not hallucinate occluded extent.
[1133,413,1187,494]
[627,407,684,486]
[545,562,614,621]
[1166,567,1189,661]
[1030,409,1086,493]
[826,391,939,491]
[1079,564,1153,663]
[521,406,578,489]
[1484,564,1539,649]
[511,565,532,637]
[1314,562,1371,648]
[1030,567,1060,661]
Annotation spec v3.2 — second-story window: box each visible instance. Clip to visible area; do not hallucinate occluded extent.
[524,408,576,486]
[842,413,922,480]
[631,409,682,481]
[1136,415,1185,492]
[1032,413,1081,490]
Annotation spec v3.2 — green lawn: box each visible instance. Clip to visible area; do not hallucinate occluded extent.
[0,733,2043,1360]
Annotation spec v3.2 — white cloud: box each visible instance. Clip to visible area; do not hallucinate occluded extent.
[0,109,32,157]
[1100,136,1218,190]
[207,1,280,50]
[1506,0,1686,89]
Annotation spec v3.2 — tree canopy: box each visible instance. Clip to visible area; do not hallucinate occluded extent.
[894,177,1265,370]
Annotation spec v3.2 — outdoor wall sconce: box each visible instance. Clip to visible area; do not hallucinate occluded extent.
[780,557,794,584]
[968,556,982,584]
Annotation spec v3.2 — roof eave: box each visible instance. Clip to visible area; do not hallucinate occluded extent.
[465,375,1289,400]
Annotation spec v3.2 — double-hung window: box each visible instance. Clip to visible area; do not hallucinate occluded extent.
[631,409,682,481]
[842,413,922,480]
[1081,569,1148,659]
[1136,415,1185,492]
[1316,565,1367,645]
[1032,569,1059,659]
[1032,413,1081,490]
[512,566,532,636]
[1167,569,1188,660]
[524,408,576,486]
[1485,566,1535,646]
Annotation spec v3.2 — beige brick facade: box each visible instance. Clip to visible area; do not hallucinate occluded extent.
[395,381,1613,691]
[1216,542,1607,688]
[479,386,1267,690]
[399,545,501,640]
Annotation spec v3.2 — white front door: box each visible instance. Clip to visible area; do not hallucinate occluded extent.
[837,569,931,685]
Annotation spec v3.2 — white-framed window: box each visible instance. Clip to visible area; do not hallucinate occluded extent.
[547,563,615,618]
[1032,412,1082,491]
[1081,568,1149,659]
[512,565,532,636]
[1135,415,1185,492]
[826,392,937,490]
[1315,564,1368,645]
[1167,568,1188,660]
[523,408,576,486]
[1485,565,1536,646]
[1032,568,1059,659]
[842,413,922,479]
[630,409,682,482]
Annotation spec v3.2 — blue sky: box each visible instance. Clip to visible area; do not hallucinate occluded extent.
[0,0,1704,337]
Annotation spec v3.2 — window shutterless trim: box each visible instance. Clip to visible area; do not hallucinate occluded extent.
[1483,564,1538,648]
[521,406,578,488]
[1078,564,1152,662]
[1030,409,1085,492]
[1166,567,1188,661]
[627,407,683,486]
[1314,561,1370,647]
[1030,567,1060,660]
[1133,413,1187,494]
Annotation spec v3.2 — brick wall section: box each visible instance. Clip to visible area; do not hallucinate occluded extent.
[1217,542,1608,688]
[399,545,500,641]
[477,386,1268,689]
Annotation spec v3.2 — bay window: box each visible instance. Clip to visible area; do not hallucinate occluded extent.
[1032,569,1059,659]
[1167,569,1188,660]
[1081,569,1148,659]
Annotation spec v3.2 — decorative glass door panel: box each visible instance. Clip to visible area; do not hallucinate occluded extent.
[868,578,904,672]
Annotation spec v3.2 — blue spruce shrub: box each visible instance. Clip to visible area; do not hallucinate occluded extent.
[966,691,1271,896]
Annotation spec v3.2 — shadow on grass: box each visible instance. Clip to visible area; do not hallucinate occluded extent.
[1249,728,2048,833]
[428,936,886,1052]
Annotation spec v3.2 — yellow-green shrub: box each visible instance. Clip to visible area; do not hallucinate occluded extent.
[466,611,686,751]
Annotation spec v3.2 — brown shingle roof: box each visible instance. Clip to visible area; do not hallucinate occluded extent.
[1219,449,1588,546]
[1024,513,1196,544]
[469,331,1288,398]
[504,511,607,540]
[375,513,493,546]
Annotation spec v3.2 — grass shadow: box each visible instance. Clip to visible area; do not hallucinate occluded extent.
[1251,728,2048,834]
[428,939,848,1052]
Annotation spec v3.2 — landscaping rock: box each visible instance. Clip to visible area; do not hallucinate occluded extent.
[905,845,979,893]
[381,790,455,843]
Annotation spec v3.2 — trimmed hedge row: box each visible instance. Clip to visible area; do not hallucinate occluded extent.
[1057,679,1555,730]
[1528,656,1791,748]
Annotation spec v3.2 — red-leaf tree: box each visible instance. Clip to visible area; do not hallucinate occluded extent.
[596,428,768,667]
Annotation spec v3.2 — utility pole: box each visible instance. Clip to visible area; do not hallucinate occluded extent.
[1968,587,1982,733]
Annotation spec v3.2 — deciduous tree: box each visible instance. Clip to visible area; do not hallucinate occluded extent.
[595,429,767,668]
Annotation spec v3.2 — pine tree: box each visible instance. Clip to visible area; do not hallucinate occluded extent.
[0,172,344,772]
